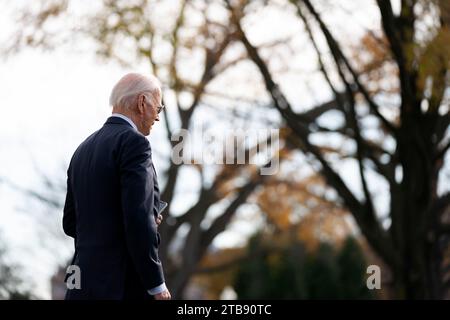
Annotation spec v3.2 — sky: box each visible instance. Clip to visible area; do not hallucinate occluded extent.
[0,0,448,299]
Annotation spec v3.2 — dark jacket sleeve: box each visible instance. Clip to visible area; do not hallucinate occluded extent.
[119,132,165,290]
[63,163,76,238]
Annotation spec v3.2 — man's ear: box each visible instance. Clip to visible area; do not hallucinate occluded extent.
[137,94,145,114]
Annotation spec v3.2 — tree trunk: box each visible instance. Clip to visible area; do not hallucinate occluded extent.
[392,112,440,299]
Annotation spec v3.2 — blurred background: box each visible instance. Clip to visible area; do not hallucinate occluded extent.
[0,0,449,300]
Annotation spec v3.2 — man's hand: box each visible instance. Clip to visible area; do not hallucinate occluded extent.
[156,214,163,226]
[154,289,171,300]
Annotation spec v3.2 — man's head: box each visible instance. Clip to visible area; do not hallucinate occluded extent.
[109,73,163,136]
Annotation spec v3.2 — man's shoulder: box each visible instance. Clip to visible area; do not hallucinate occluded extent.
[72,129,100,155]
[88,123,147,147]
[70,124,151,163]
[119,127,150,148]
[109,128,153,162]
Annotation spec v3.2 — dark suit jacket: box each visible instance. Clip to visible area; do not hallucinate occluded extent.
[63,116,165,300]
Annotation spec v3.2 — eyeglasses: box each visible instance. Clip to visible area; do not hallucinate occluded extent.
[156,104,165,114]
[141,92,165,114]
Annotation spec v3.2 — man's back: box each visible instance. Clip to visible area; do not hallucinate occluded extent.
[63,116,164,300]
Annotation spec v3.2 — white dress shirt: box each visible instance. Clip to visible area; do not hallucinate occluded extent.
[111,113,138,131]
[110,113,167,296]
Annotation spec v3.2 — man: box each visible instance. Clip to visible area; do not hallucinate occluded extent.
[63,73,171,300]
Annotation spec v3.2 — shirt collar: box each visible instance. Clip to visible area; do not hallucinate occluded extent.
[111,113,138,131]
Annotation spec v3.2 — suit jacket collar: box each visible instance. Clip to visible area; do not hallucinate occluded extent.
[105,116,135,128]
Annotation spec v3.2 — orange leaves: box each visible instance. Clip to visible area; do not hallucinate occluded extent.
[350,32,398,96]
[255,174,354,252]
[191,247,245,299]
[296,208,352,252]
[417,27,450,110]
[358,33,391,73]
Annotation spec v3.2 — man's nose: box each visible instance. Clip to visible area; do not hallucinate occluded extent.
[155,114,160,121]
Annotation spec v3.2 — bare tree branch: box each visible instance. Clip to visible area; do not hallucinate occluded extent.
[436,139,450,161]
[376,0,418,114]
[0,177,62,209]
[226,0,398,269]
[160,18,235,212]
[300,0,397,133]
[199,174,265,252]
[194,254,247,274]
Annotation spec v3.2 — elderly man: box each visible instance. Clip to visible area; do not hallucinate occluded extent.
[63,73,171,300]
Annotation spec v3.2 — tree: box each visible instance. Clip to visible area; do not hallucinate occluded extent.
[191,169,374,299]
[0,236,35,300]
[233,233,308,299]
[255,172,355,251]
[234,234,372,299]
[337,237,374,299]
[225,0,450,298]
[6,0,448,299]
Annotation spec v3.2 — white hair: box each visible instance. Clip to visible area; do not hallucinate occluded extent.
[109,73,161,109]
